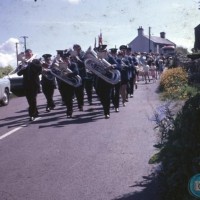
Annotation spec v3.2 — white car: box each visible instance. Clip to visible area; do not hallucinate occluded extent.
[0,77,10,106]
[6,72,24,92]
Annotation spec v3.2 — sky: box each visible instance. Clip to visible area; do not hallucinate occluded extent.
[0,0,199,67]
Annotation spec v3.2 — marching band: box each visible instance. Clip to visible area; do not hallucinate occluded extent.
[17,44,165,121]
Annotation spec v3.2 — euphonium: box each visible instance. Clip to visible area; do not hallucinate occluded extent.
[84,47,121,85]
[50,56,82,88]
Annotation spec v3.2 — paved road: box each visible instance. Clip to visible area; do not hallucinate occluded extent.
[0,81,162,200]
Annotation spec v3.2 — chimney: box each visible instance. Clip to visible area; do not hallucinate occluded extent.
[138,26,144,36]
[160,32,166,38]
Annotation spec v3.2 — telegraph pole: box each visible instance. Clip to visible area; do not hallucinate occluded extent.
[20,36,28,51]
[149,27,151,53]
[15,43,19,67]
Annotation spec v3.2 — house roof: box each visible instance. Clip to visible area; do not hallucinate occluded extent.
[144,35,175,45]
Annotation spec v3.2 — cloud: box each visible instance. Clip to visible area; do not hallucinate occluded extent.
[0,53,16,67]
[0,38,21,67]
[67,0,81,4]
[0,38,19,54]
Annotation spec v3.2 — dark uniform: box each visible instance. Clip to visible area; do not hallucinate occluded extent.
[119,45,130,104]
[72,45,86,111]
[58,52,79,118]
[41,54,56,112]
[126,48,138,97]
[96,77,112,118]
[55,50,67,105]
[108,48,121,112]
[94,45,113,119]
[17,49,42,121]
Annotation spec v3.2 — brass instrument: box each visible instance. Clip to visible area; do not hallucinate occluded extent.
[50,55,82,87]
[84,47,121,85]
[13,52,38,74]
[39,57,55,81]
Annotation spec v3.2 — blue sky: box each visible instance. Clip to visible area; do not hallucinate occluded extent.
[0,0,199,67]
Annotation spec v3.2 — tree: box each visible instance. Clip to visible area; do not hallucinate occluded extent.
[176,46,189,55]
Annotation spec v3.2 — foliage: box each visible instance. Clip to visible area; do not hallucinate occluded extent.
[176,46,189,55]
[0,66,13,78]
[187,53,200,60]
[159,67,198,100]
[151,94,200,200]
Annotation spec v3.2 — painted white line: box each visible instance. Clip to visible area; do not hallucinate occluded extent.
[0,127,23,140]
[0,117,41,140]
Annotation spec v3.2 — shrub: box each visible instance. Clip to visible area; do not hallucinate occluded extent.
[159,67,196,100]
[0,66,13,78]
[152,94,200,200]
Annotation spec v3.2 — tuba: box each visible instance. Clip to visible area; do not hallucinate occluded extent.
[84,47,121,85]
[50,55,82,88]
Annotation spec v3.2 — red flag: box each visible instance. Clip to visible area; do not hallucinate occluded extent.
[98,32,103,46]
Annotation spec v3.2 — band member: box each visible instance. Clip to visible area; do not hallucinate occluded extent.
[55,50,66,105]
[119,45,130,103]
[108,47,121,112]
[95,45,113,119]
[117,49,129,107]
[41,54,56,112]
[17,49,42,121]
[58,51,79,118]
[72,44,86,111]
[126,47,138,97]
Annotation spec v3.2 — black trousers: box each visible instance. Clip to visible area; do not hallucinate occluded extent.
[75,83,84,109]
[42,84,55,108]
[126,77,133,95]
[96,78,112,116]
[84,78,93,103]
[111,82,120,109]
[60,82,75,115]
[25,88,38,118]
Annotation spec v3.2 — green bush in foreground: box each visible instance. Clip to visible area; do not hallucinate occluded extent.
[152,94,200,200]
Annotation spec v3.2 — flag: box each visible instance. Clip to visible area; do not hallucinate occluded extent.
[98,31,103,46]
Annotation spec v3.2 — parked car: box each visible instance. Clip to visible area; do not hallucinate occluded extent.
[7,72,24,92]
[4,71,24,96]
[0,77,10,106]
[5,71,42,96]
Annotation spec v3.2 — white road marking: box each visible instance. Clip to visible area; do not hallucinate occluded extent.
[0,117,41,140]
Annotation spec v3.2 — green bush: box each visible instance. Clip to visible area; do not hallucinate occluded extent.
[153,94,200,200]
[0,66,13,78]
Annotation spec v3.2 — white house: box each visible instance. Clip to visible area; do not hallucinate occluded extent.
[128,26,176,53]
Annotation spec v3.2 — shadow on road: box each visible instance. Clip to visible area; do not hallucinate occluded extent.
[113,172,162,200]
